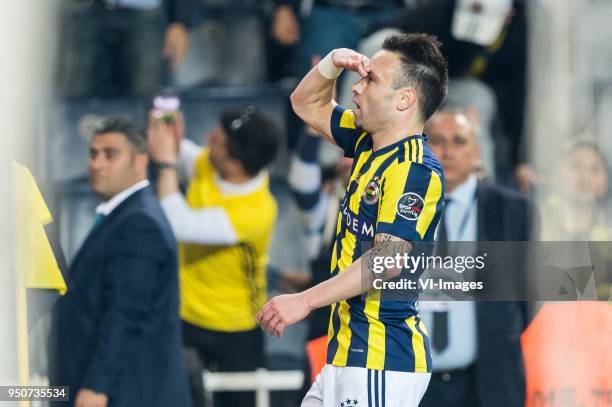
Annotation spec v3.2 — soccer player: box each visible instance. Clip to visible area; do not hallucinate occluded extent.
[257,33,448,406]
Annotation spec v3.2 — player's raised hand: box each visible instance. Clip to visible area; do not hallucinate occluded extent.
[257,293,311,337]
[332,48,371,78]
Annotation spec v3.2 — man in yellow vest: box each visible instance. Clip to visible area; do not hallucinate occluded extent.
[148,106,281,407]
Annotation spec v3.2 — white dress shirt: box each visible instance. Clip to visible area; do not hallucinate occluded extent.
[421,173,478,371]
[95,179,150,217]
[444,173,478,241]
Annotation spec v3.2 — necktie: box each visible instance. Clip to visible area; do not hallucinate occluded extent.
[437,197,452,242]
[88,213,105,236]
[433,197,451,353]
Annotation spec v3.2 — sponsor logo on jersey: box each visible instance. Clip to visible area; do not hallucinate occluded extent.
[397,192,424,221]
[342,202,375,238]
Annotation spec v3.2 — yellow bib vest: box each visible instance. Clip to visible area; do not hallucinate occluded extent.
[179,149,277,332]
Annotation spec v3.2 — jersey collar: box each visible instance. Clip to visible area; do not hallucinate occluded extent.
[371,133,426,156]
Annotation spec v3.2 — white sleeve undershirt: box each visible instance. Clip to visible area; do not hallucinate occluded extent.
[177,138,203,182]
[164,139,238,244]
[160,193,238,246]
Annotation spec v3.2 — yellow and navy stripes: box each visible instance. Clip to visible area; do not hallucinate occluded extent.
[326,105,443,372]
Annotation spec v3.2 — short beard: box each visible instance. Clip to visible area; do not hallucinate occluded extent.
[361,94,394,134]
[361,113,392,135]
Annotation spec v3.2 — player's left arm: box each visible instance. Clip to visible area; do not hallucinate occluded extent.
[257,232,412,337]
[258,163,444,337]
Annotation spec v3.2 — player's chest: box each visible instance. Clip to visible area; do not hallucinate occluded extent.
[339,155,389,239]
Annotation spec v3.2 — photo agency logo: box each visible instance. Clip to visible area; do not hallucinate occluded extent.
[363,242,612,301]
[371,252,488,275]
[368,247,489,295]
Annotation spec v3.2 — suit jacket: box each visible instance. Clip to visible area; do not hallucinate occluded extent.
[49,186,191,407]
[475,181,535,407]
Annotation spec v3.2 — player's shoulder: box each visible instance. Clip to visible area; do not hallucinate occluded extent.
[418,134,444,177]
[332,105,358,130]
[332,105,369,147]
[383,136,443,180]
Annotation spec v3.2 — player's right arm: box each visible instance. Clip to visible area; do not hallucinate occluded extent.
[290,48,371,145]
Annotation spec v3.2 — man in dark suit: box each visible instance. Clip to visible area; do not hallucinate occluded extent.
[418,107,533,407]
[49,118,191,407]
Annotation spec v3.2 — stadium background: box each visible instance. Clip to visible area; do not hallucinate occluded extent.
[1,0,611,406]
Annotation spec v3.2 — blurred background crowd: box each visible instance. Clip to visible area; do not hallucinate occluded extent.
[1,0,612,406]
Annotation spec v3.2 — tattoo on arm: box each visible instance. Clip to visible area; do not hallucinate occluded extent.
[374,233,395,244]
[364,233,413,279]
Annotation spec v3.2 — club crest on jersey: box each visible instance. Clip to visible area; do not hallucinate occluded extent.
[397,192,424,221]
[363,178,380,205]
[337,399,359,407]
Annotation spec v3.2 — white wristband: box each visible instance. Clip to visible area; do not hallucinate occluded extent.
[318,52,343,80]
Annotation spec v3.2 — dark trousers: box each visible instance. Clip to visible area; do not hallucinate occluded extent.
[57,0,166,98]
[420,364,479,407]
[182,321,264,407]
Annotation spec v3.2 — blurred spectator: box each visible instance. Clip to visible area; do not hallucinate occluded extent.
[287,128,352,396]
[147,106,281,407]
[537,139,612,299]
[270,1,299,47]
[174,0,268,87]
[522,140,612,406]
[420,107,535,407]
[266,1,300,81]
[49,118,191,407]
[346,0,527,182]
[271,0,401,77]
[540,140,612,240]
[56,0,195,98]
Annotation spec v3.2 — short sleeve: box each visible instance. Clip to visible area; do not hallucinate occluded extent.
[376,162,444,241]
[330,105,366,158]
